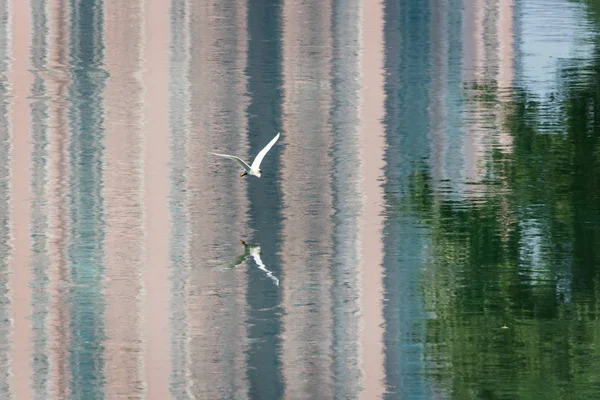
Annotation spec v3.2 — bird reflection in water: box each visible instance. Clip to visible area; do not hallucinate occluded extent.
[218,240,280,286]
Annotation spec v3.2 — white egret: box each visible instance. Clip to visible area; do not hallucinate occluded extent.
[211,132,280,178]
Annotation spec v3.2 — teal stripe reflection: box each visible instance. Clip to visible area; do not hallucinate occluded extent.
[68,0,107,398]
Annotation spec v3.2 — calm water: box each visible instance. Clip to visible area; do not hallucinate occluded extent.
[2,0,600,399]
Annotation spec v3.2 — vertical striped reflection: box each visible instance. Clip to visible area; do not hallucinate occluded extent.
[429,0,448,187]
[46,0,72,397]
[382,0,433,397]
[143,0,171,398]
[104,0,144,398]
[463,0,485,188]
[281,0,334,398]
[9,0,33,398]
[247,0,283,399]
[462,0,514,193]
[329,0,362,398]
[359,0,386,398]
[67,0,107,398]
[245,0,284,397]
[186,0,250,397]
[496,0,514,151]
[0,0,11,396]
[168,0,192,398]
[30,0,52,398]
[437,0,465,196]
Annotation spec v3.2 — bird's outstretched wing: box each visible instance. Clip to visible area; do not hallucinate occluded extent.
[211,153,251,172]
[251,133,280,170]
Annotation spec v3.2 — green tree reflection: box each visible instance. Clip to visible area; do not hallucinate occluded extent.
[415,36,600,400]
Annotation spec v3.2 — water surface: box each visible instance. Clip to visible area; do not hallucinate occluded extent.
[2,0,600,399]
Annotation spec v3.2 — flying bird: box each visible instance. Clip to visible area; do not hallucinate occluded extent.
[211,132,280,178]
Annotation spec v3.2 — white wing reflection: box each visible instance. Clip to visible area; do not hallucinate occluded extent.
[246,242,280,287]
[219,240,279,286]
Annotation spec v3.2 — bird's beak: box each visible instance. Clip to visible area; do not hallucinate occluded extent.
[240,172,247,177]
